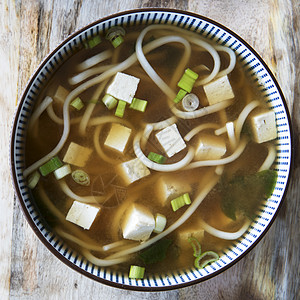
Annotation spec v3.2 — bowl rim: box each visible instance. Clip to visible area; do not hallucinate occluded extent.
[10,7,294,291]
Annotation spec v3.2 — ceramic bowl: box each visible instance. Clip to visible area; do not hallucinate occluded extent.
[10,8,293,291]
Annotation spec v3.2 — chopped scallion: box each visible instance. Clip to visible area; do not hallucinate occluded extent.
[102,94,117,110]
[105,26,126,48]
[177,68,199,93]
[173,89,187,103]
[129,265,145,279]
[129,98,148,112]
[178,77,194,93]
[171,193,191,211]
[153,213,167,233]
[186,237,219,269]
[182,93,199,112]
[111,35,124,48]
[27,170,40,189]
[183,193,191,205]
[70,97,84,111]
[115,100,126,118]
[185,68,199,80]
[72,170,90,186]
[194,251,219,269]
[147,152,166,164]
[84,35,102,49]
[39,156,63,176]
[188,236,201,258]
[54,164,72,180]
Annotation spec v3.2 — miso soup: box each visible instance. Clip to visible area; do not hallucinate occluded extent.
[24,24,278,276]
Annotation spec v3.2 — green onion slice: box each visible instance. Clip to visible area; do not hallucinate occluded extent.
[27,170,40,189]
[182,93,199,112]
[129,265,145,279]
[183,193,191,205]
[177,68,199,93]
[185,68,199,80]
[188,236,202,258]
[129,98,148,112]
[70,97,84,111]
[72,170,90,186]
[39,156,63,176]
[54,164,72,180]
[111,35,124,48]
[153,213,167,233]
[84,35,101,49]
[105,26,126,48]
[147,152,166,164]
[102,94,117,110]
[171,193,191,211]
[173,89,187,104]
[115,100,126,118]
[194,251,219,269]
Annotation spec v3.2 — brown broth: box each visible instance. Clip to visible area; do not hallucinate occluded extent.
[25,24,274,274]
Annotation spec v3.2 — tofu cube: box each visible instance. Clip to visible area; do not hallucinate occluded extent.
[63,142,92,167]
[155,124,186,157]
[156,176,191,206]
[122,203,155,241]
[117,158,150,186]
[203,75,234,105]
[66,201,100,230]
[106,72,140,104]
[104,123,132,153]
[53,85,69,104]
[194,134,226,160]
[249,109,277,143]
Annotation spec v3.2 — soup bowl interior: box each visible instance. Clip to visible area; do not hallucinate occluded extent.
[10,9,293,291]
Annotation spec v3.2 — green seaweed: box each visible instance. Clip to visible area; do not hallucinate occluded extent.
[221,170,278,220]
[139,239,172,265]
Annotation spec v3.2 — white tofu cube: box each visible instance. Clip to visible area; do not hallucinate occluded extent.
[194,134,226,160]
[66,201,100,230]
[63,142,92,167]
[106,72,140,104]
[53,85,69,104]
[117,158,150,186]
[155,124,186,157]
[203,75,234,105]
[122,203,155,241]
[156,176,191,206]
[104,123,132,153]
[249,109,277,143]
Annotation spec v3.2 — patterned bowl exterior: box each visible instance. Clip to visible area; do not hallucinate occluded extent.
[10,8,293,291]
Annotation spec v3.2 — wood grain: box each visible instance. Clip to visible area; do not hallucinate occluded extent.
[1,0,299,299]
[0,1,20,299]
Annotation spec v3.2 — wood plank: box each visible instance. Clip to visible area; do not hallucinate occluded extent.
[2,0,299,299]
[0,1,21,299]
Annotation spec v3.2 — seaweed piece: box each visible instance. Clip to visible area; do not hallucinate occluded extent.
[221,170,278,220]
[139,239,172,265]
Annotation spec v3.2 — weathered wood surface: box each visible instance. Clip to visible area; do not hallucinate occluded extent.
[1,0,299,299]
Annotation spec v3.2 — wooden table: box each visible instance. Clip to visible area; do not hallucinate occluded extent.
[1,1,299,299]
